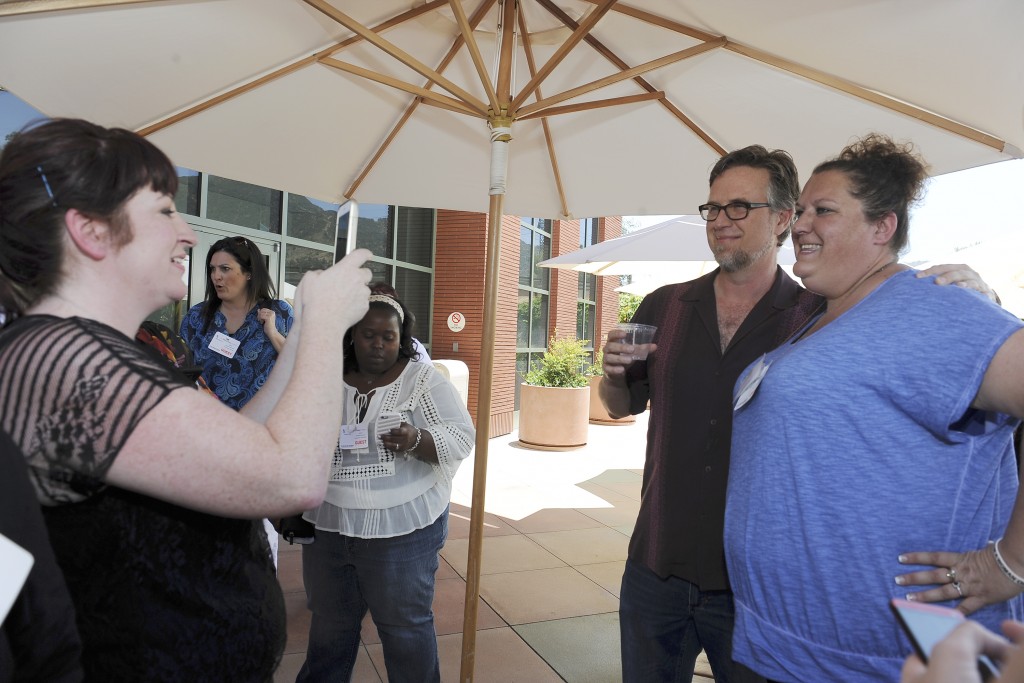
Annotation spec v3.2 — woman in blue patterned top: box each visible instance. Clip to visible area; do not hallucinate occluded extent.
[180,236,294,410]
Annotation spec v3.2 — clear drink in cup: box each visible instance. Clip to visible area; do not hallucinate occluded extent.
[616,322,657,361]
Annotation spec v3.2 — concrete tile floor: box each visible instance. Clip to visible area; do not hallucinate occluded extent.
[273,411,715,682]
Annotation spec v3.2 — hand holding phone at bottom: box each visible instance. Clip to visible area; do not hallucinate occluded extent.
[901,620,1024,683]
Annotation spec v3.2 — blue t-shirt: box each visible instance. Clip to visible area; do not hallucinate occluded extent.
[180,301,293,410]
[726,270,1023,682]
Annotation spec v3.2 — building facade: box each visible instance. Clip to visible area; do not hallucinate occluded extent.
[168,170,623,437]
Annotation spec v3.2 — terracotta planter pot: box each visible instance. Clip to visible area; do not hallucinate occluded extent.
[518,383,590,451]
[588,375,636,425]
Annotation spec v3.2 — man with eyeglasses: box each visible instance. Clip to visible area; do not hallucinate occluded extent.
[600,145,996,683]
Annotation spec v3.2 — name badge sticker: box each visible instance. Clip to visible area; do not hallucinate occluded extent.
[208,331,240,359]
[340,424,370,451]
[734,354,770,411]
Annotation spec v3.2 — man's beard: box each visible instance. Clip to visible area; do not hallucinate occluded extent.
[715,238,774,273]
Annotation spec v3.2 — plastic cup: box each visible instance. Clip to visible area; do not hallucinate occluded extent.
[616,322,657,361]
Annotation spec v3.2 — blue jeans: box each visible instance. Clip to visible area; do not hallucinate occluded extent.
[296,509,447,683]
[619,559,765,683]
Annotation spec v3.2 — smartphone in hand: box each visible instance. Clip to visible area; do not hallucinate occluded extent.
[890,598,999,681]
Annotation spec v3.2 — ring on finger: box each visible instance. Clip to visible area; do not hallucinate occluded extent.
[946,567,959,582]
[952,581,964,598]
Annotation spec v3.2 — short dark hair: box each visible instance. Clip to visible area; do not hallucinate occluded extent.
[199,236,279,333]
[0,118,178,324]
[811,133,928,255]
[708,145,800,246]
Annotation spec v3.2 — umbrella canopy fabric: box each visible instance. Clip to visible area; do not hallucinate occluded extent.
[539,214,795,276]
[0,1,1021,220]
[540,215,713,274]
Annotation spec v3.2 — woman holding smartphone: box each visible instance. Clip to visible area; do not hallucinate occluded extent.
[0,118,371,681]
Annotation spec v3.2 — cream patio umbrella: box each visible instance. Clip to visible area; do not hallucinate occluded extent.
[540,215,796,292]
[540,215,715,274]
[1,1,1022,678]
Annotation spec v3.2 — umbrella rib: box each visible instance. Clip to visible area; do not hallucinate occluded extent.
[344,0,498,201]
[0,0,161,16]
[517,91,664,121]
[581,0,1008,152]
[516,38,725,119]
[303,0,490,116]
[509,0,619,111]
[320,0,451,58]
[518,8,570,219]
[534,0,726,156]
[447,0,500,114]
[577,0,722,43]
[319,57,483,118]
[133,1,450,137]
[725,42,1009,152]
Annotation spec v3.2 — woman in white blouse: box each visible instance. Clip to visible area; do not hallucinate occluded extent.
[297,292,475,683]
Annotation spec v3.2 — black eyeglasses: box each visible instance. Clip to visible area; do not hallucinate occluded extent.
[698,202,771,221]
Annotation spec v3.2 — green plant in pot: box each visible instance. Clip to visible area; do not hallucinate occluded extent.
[519,335,591,450]
[524,336,590,388]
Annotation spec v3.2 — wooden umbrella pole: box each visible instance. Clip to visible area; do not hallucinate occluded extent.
[459,192,504,682]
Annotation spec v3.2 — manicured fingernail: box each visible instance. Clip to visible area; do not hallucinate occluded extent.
[905,594,916,601]
[898,555,907,563]
[895,576,906,585]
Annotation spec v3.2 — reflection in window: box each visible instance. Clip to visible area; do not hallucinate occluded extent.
[529,293,550,349]
[355,203,394,258]
[395,207,434,267]
[395,268,432,351]
[287,195,339,246]
[207,176,282,233]
[515,217,552,410]
[577,218,598,350]
[284,244,333,301]
[175,168,200,216]
[367,262,393,286]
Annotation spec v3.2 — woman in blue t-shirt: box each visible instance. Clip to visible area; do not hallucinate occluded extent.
[180,236,294,410]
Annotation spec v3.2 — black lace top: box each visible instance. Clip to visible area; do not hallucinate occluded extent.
[0,316,284,682]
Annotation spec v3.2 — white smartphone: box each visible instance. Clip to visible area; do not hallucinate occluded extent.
[890,598,999,681]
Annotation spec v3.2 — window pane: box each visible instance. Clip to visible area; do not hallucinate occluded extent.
[580,217,597,249]
[175,168,199,216]
[530,293,549,349]
[284,244,334,291]
[583,303,596,348]
[288,195,339,246]
[517,290,530,346]
[515,352,530,411]
[356,203,393,258]
[394,267,432,347]
[395,207,434,267]
[519,226,532,287]
[367,261,392,284]
[532,233,550,289]
[207,175,282,233]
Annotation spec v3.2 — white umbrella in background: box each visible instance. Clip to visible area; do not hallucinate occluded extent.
[541,215,795,294]
[2,2,1022,678]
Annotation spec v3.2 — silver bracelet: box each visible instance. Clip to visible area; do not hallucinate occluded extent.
[405,428,422,456]
[992,539,1024,587]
